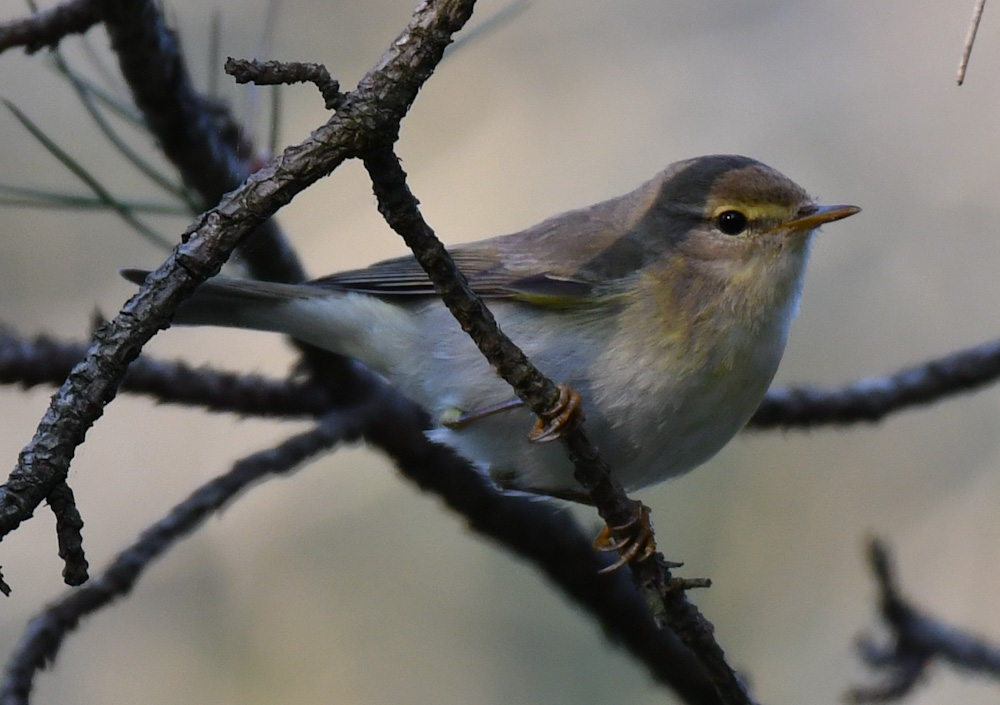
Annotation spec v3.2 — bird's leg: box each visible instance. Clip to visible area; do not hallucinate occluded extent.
[528,384,583,443]
[593,500,656,573]
[440,398,525,429]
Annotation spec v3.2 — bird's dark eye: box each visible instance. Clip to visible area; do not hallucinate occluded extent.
[715,210,748,235]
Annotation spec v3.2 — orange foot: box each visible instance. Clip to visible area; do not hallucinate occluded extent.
[528,384,582,443]
[593,501,656,574]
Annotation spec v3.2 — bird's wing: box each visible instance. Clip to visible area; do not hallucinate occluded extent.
[310,200,647,307]
[310,248,597,306]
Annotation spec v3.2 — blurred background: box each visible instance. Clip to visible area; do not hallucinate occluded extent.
[2,0,1000,703]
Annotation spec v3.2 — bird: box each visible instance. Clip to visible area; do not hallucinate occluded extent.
[125,154,858,568]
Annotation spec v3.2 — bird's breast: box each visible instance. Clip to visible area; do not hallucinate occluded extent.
[584,264,802,490]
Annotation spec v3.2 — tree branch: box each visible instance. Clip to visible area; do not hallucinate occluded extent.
[0,409,365,705]
[0,328,335,417]
[0,0,100,55]
[849,538,1000,702]
[750,337,1000,428]
[0,0,477,579]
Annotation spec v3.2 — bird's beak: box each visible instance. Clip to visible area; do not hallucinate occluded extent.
[784,204,861,233]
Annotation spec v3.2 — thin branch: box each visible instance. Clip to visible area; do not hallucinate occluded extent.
[226,58,344,110]
[445,0,530,56]
[849,538,1000,702]
[0,0,100,55]
[957,0,987,85]
[240,0,280,142]
[207,10,222,99]
[47,56,144,125]
[0,410,363,705]
[46,482,87,586]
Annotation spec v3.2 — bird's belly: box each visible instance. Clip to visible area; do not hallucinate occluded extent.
[424,334,783,497]
[404,300,788,498]
[584,320,787,491]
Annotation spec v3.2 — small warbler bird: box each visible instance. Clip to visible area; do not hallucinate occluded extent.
[126,155,857,562]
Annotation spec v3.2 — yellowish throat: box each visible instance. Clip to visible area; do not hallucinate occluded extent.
[128,155,858,503]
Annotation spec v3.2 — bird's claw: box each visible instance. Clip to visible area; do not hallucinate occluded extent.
[528,384,583,443]
[594,501,656,574]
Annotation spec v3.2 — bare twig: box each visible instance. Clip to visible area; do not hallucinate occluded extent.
[446,0,529,56]
[957,0,987,85]
[849,538,1000,702]
[0,185,186,214]
[226,58,344,110]
[0,0,100,55]
[46,482,87,586]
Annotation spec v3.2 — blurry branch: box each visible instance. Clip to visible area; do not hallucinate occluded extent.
[445,0,530,56]
[0,0,302,277]
[207,11,221,99]
[99,0,306,284]
[749,336,1000,428]
[0,329,334,417]
[0,0,99,54]
[957,0,987,85]
[48,54,144,124]
[0,408,367,705]
[849,539,1000,702]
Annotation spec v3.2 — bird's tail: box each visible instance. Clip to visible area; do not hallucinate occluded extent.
[120,269,418,375]
[121,269,315,329]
